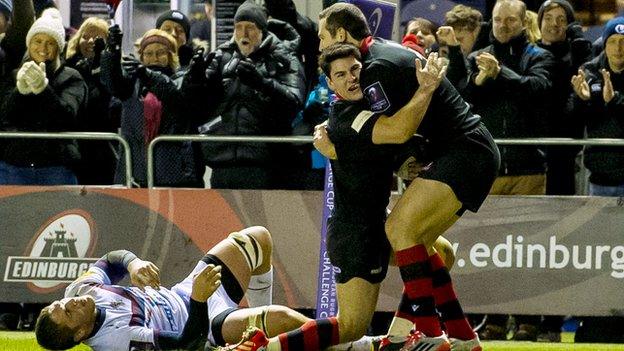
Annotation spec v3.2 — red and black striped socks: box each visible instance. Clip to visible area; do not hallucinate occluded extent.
[395,244,443,337]
[276,317,340,351]
[430,252,476,340]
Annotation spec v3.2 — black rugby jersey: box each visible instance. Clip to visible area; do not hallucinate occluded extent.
[359,37,481,143]
[327,99,395,221]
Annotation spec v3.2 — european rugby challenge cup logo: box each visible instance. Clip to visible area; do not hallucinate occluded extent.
[4,210,98,293]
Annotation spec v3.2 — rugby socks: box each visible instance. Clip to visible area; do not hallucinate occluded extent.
[270,317,340,351]
[387,289,421,336]
[396,244,443,337]
[247,267,273,307]
[430,253,476,340]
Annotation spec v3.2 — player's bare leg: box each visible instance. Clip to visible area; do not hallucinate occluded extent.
[386,178,480,349]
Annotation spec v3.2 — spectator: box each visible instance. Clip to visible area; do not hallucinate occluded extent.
[264,0,320,95]
[101,27,204,188]
[65,17,118,185]
[570,17,624,343]
[405,17,438,54]
[0,0,35,332]
[465,0,556,340]
[184,0,305,190]
[156,10,193,68]
[537,0,592,196]
[572,18,624,197]
[0,8,87,186]
[436,5,483,89]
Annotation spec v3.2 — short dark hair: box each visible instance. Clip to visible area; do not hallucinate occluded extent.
[319,3,371,41]
[318,43,361,77]
[406,17,438,35]
[35,307,79,350]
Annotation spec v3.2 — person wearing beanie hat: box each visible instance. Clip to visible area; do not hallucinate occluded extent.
[156,10,189,49]
[233,1,268,57]
[0,3,86,187]
[26,7,65,65]
[138,28,179,71]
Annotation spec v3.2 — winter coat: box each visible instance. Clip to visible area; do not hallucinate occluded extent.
[0,0,35,102]
[466,32,556,175]
[572,53,624,185]
[192,31,305,168]
[0,63,87,167]
[100,50,204,187]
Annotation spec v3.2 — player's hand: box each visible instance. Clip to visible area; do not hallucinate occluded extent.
[415,52,447,94]
[436,26,459,47]
[313,121,337,160]
[571,68,590,100]
[601,68,614,103]
[191,264,221,302]
[128,258,161,291]
[396,156,426,180]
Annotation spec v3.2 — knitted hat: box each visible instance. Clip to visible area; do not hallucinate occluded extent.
[537,0,575,27]
[603,16,624,41]
[234,1,267,31]
[26,8,66,51]
[0,0,12,17]
[156,10,190,38]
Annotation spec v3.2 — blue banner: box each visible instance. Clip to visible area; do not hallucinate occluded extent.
[315,163,338,318]
[348,0,397,40]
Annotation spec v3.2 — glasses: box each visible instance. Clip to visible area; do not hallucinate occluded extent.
[143,50,169,59]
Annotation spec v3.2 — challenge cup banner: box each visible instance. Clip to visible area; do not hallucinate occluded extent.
[347,0,396,40]
[1,186,624,316]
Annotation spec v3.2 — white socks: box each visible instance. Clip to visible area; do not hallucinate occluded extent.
[247,267,273,307]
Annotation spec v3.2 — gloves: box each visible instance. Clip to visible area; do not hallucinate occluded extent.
[16,65,31,95]
[122,55,143,79]
[22,61,48,94]
[107,25,123,53]
[93,37,106,66]
[566,22,584,41]
[188,47,208,83]
[236,59,264,89]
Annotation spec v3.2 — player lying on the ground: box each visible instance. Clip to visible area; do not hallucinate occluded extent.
[34,226,308,351]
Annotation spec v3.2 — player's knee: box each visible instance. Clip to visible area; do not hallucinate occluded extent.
[385,216,411,246]
[437,240,455,269]
[248,226,273,252]
[228,227,270,272]
[264,305,309,335]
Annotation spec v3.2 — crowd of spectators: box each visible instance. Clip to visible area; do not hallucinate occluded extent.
[0,0,623,341]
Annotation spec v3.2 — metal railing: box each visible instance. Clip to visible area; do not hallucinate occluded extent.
[147,135,624,189]
[147,135,312,188]
[0,132,134,188]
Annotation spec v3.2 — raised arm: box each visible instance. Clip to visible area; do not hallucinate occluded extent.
[371,53,447,144]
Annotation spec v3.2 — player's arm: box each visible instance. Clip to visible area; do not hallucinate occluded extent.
[372,54,447,145]
[153,265,222,349]
[93,250,160,289]
[313,120,337,160]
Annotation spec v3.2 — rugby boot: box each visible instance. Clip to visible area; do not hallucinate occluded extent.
[214,326,269,351]
[449,335,482,351]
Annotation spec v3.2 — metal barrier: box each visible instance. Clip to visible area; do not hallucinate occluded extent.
[147,135,311,188]
[0,132,134,188]
[147,135,624,189]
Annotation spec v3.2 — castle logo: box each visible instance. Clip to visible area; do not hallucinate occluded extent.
[4,210,98,292]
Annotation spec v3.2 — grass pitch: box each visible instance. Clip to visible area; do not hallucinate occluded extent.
[2,331,624,350]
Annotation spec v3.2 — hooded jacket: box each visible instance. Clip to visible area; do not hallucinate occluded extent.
[572,53,624,185]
